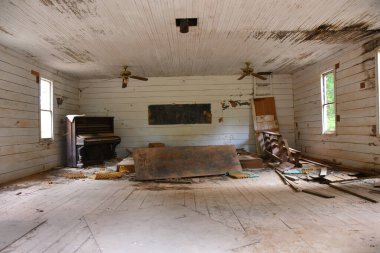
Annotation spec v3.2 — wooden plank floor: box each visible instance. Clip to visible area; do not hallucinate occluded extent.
[1,169,380,252]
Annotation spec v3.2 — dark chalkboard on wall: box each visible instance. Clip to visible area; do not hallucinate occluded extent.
[148,104,212,125]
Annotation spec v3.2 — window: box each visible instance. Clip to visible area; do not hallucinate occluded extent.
[321,70,336,134]
[377,49,380,135]
[40,78,53,139]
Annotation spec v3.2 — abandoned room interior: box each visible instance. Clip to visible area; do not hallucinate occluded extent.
[1,0,380,252]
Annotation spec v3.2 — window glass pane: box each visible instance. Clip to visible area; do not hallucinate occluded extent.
[325,72,335,104]
[40,79,51,110]
[41,111,52,139]
[324,104,336,132]
[378,50,380,134]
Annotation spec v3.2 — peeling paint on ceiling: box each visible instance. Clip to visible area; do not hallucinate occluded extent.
[0,0,379,79]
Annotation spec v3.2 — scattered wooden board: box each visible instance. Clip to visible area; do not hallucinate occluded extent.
[329,183,378,203]
[275,169,335,198]
[228,170,249,179]
[335,174,357,180]
[285,175,299,181]
[280,162,295,169]
[328,184,378,203]
[324,175,343,182]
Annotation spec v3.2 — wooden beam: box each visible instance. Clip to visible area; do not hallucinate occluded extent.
[328,183,378,203]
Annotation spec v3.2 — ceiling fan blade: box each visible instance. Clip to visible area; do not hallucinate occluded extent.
[251,73,267,80]
[237,74,247,80]
[130,75,148,81]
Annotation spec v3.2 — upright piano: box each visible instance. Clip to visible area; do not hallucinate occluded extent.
[66,116,121,167]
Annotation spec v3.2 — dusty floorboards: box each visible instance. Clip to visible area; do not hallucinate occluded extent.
[0,169,380,252]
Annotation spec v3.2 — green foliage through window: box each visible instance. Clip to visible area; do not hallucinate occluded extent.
[322,71,335,133]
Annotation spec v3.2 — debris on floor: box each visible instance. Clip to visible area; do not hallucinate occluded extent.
[328,183,378,203]
[271,156,380,202]
[63,172,87,179]
[284,175,299,181]
[57,158,133,181]
[117,157,135,173]
[94,171,124,180]
[228,170,250,179]
[283,168,300,174]
[227,170,259,179]
[57,147,267,183]
[155,178,193,184]
[320,167,327,176]
[279,162,295,170]
[275,168,335,198]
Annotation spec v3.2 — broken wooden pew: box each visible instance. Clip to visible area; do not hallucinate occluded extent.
[133,145,242,180]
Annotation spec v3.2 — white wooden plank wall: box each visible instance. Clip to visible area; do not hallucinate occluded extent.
[0,46,79,184]
[79,75,294,156]
[293,36,380,172]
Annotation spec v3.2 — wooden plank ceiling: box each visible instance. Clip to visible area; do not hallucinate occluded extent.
[0,0,379,78]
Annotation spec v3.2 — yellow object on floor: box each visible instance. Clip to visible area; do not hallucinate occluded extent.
[95,171,124,180]
[63,172,86,179]
[228,170,249,179]
[117,157,135,173]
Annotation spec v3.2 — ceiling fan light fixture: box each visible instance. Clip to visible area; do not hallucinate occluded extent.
[120,65,148,89]
[122,77,128,88]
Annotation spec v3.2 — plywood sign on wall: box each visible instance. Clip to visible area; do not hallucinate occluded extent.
[253,97,277,119]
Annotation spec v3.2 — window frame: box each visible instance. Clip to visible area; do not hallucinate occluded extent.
[377,48,380,136]
[321,69,336,135]
[39,77,54,141]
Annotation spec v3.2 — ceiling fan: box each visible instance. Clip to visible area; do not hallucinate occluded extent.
[237,62,267,81]
[120,65,148,88]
